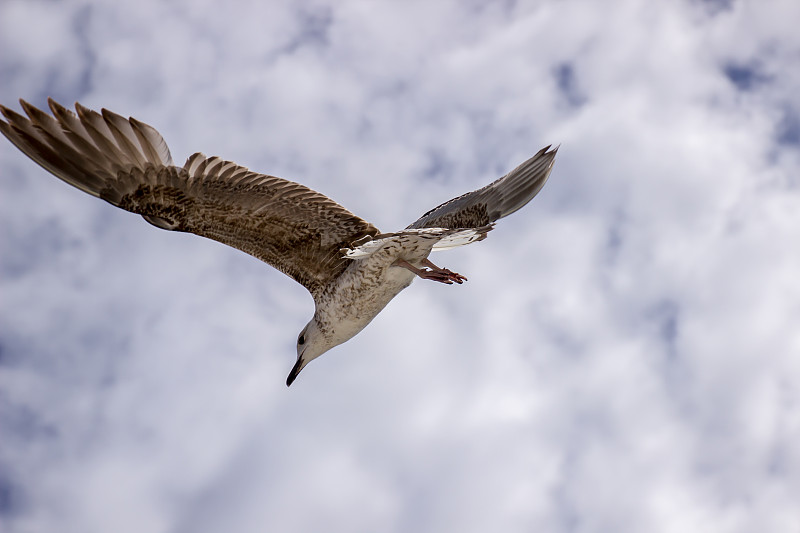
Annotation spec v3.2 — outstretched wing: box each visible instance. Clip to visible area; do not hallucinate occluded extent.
[0,99,379,298]
[407,145,558,230]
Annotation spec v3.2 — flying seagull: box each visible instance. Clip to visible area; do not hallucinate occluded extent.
[0,99,558,386]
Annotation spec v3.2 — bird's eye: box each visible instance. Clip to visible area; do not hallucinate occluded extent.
[298,334,305,345]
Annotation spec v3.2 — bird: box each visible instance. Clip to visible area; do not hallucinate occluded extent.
[0,98,558,386]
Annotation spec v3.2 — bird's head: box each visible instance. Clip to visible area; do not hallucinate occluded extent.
[286,317,333,386]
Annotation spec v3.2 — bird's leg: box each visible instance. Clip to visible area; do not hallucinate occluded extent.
[393,259,453,284]
[422,258,468,283]
[392,259,465,285]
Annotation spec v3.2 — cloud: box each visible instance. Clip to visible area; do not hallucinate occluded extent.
[1,0,799,532]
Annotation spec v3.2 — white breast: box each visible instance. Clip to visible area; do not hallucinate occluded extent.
[316,233,440,347]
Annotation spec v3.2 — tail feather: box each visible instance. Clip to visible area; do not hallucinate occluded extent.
[343,226,493,259]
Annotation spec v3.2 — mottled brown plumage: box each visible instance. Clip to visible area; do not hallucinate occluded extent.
[0,99,379,297]
[0,98,558,386]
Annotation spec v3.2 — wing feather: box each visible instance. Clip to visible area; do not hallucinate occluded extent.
[130,116,174,166]
[0,99,379,298]
[407,145,558,230]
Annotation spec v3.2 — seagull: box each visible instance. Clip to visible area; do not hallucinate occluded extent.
[0,99,558,386]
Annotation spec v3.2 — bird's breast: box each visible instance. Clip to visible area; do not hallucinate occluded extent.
[316,244,420,345]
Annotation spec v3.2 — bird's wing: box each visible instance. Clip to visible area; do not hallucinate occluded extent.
[0,99,379,297]
[407,145,558,230]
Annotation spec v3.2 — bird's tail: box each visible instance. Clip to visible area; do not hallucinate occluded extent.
[343,226,492,259]
[0,98,174,201]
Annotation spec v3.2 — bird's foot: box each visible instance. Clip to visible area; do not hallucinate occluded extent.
[393,259,466,285]
[422,259,468,283]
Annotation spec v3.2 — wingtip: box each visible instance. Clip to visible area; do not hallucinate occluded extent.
[100,106,126,123]
[540,144,559,156]
[48,98,76,121]
[1,100,35,126]
[0,102,16,122]
[74,101,95,120]
[18,99,37,118]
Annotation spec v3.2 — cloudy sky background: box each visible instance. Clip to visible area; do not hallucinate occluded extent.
[1,0,799,531]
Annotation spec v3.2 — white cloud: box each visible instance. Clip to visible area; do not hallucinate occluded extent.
[1,0,799,532]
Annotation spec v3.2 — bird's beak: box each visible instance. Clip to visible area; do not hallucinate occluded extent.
[286,356,306,387]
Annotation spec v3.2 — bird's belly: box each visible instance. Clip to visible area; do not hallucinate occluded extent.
[336,263,415,323]
[319,254,418,345]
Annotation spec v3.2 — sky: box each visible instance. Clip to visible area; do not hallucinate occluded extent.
[1,0,799,532]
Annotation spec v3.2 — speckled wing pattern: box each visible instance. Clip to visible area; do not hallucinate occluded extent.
[0,99,379,297]
[407,145,558,231]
